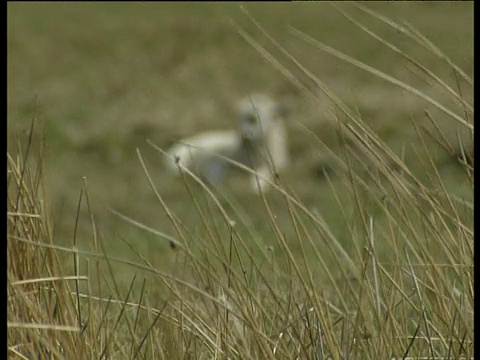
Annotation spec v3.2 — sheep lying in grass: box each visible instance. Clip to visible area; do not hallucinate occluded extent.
[164,93,289,192]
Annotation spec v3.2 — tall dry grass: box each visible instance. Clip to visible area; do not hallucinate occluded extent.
[8,5,472,359]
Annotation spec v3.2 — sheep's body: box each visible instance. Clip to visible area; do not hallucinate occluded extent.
[164,130,241,185]
[164,93,289,192]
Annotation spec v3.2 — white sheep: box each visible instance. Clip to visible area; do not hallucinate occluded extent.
[164,93,289,192]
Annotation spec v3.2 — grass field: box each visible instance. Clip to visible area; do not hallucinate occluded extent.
[8,2,473,358]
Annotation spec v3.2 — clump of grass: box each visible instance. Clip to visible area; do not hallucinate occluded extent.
[7,120,88,358]
[8,120,177,358]
[8,4,472,359]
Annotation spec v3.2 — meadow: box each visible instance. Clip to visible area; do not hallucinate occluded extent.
[8,2,473,359]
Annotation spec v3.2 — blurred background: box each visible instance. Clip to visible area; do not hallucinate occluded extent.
[7,2,473,279]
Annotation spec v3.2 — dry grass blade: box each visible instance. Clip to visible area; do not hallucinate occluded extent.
[331,3,473,114]
[289,27,472,131]
[351,2,473,86]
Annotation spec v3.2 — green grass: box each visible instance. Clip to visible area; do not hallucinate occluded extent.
[8,3,473,358]
[8,2,473,265]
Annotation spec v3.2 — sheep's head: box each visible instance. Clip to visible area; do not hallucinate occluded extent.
[236,93,284,143]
